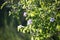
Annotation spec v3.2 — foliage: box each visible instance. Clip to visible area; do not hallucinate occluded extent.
[4,0,60,40]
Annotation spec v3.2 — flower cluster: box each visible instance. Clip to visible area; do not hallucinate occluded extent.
[50,17,55,22]
[27,19,32,25]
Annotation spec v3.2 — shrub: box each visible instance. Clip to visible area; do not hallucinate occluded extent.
[5,0,60,40]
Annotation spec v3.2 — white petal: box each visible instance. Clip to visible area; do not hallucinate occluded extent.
[27,19,32,25]
[23,12,27,17]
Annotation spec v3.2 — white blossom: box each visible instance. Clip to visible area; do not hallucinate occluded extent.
[23,12,27,17]
[50,17,55,22]
[17,25,24,31]
[27,19,32,25]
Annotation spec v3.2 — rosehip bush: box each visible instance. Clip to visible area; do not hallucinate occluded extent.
[8,0,60,40]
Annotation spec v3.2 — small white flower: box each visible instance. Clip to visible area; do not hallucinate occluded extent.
[27,19,32,25]
[17,25,24,31]
[23,12,27,17]
[50,17,55,22]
